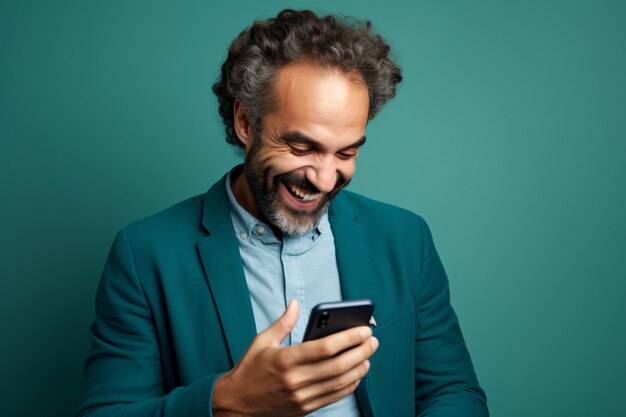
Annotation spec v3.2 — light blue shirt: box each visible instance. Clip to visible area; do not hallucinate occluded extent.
[225,169,361,417]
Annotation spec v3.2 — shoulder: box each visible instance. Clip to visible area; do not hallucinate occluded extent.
[336,189,429,232]
[333,190,437,264]
[119,193,207,255]
[125,193,204,234]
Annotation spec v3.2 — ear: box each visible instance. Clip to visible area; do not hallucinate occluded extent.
[233,100,255,149]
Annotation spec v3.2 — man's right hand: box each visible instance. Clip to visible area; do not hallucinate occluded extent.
[211,299,378,417]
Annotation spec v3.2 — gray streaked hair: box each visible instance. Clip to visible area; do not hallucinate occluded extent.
[213,9,403,148]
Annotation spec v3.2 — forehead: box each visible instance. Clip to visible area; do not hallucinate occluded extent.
[266,62,369,142]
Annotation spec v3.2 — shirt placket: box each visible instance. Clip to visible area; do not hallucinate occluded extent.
[281,237,309,345]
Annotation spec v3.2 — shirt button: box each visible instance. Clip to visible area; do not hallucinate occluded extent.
[240,231,249,240]
[318,223,324,232]
[256,225,266,235]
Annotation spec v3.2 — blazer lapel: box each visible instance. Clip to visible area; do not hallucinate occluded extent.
[329,192,376,417]
[196,175,257,365]
[329,191,375,311]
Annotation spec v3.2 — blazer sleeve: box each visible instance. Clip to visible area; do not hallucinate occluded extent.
[412,218,489,416]
[76,229,222,417]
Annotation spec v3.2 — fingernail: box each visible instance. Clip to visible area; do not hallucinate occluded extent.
[360,327,372,340]
[370,337,379,350]
[365,360,370,371]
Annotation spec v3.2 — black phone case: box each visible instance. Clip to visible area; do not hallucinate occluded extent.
[302,299,374,341]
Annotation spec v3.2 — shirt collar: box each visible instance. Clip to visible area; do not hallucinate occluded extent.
[224,166,327,245]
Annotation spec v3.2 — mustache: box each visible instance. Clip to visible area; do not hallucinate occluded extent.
[275,172,347,194]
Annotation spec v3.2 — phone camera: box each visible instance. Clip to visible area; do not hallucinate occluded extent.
[318,311,329,328]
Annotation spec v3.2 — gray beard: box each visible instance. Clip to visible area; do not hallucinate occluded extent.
[263,192,330,236]
[246,168,331,236]
[242,133,344,236]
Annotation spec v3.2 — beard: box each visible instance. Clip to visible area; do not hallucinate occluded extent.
[243,139,348,236]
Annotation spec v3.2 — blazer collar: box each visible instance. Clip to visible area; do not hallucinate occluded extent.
[328,191,377,417]
[328,191,375,302]
[197,174,257,365]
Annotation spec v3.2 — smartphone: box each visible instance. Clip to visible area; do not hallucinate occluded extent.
[302,299,374,342]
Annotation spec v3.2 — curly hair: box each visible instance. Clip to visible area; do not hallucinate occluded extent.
[212,9,403,148]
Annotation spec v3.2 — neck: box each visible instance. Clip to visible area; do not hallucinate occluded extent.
[230,169,283,240]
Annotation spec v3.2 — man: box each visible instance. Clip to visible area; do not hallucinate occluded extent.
[77,9,488,417]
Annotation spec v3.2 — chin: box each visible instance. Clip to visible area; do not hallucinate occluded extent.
[269,202,329,236]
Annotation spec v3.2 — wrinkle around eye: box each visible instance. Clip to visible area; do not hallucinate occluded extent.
[289,147,314,156]
[336,151,358,160]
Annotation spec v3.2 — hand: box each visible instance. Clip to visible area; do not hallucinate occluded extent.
[212,299,378,417]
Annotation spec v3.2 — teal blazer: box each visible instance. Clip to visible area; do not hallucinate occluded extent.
[77,174,488,417]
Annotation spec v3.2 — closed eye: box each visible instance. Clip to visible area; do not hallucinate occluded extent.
[289,145,314,156]
[337,149,359,160]
[280,132,366,159]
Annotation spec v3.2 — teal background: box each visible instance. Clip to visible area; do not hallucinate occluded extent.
[1,1,625,416]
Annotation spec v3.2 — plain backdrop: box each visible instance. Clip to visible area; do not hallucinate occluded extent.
[2,1,625,416]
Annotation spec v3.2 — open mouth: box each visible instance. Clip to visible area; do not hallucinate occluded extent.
[279,177,321,204]
[284,181,320,202]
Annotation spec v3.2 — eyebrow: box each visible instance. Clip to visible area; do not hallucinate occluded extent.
[280,131,367,151]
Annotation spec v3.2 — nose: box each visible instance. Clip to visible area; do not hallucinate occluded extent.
[307,155,338,194]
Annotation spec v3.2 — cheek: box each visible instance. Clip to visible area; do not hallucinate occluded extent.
[338,161,357,183]
[256,149,307,186]
[253,146,292,171]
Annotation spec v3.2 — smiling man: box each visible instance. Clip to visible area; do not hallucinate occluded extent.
[231,62,368,236]
[77,9,488,417]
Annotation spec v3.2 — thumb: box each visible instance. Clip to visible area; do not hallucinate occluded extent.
[259,299,299,346]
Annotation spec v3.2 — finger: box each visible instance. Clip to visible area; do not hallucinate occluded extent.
[295,336,378,384]
[295,359,370,405]
[294,326,373,364]
[298,376,363,415]
[257,299,300,346]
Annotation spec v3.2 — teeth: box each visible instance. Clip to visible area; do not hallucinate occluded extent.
[290,184,319,201]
